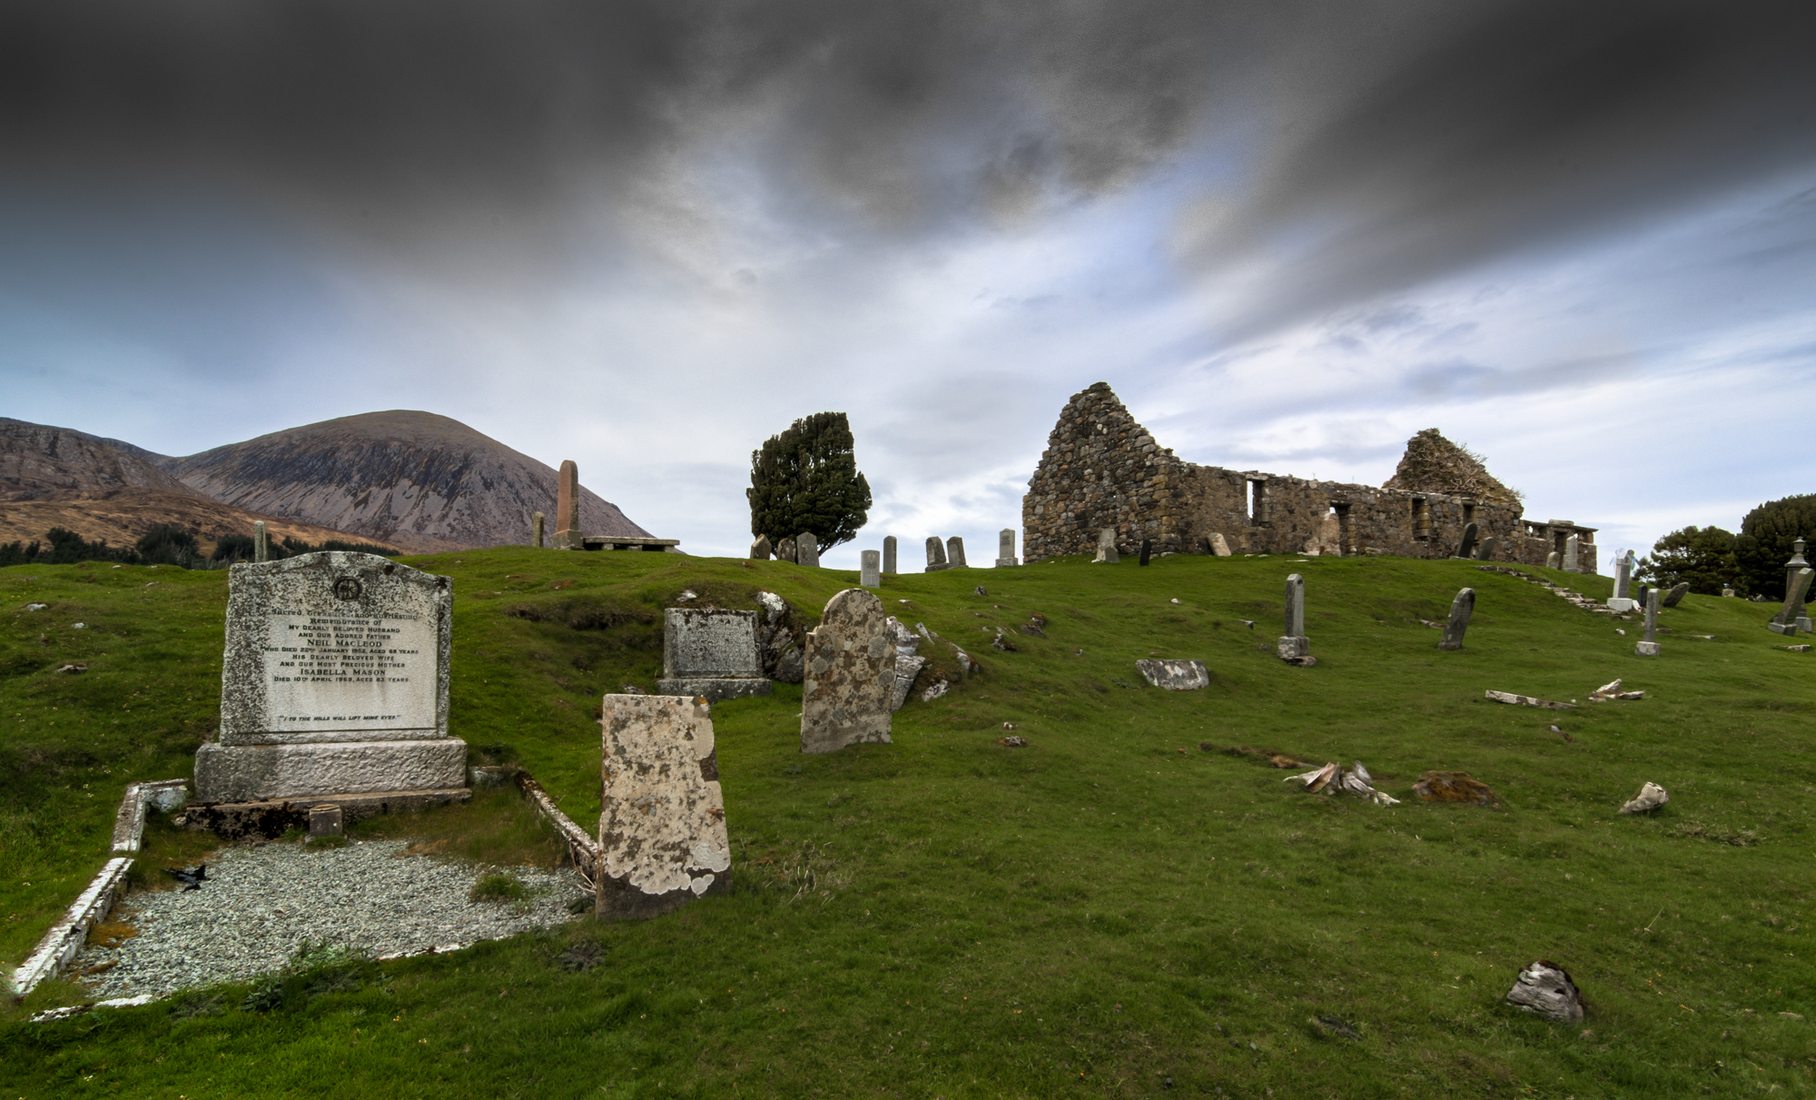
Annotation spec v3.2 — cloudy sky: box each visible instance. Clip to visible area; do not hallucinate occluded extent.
[5,1,1814,571]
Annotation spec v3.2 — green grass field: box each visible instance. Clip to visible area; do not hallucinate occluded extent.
[2,549,1812,1097]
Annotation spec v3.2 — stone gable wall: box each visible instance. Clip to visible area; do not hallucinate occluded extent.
[1022,383,1595,571]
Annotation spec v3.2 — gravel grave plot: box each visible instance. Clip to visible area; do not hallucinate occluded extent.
[76,839,588,1001]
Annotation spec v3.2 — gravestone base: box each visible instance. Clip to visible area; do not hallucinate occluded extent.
[1634,641,1660,657]
[1606,598,1637,613]
[1277,635,1310,662]
[1767,621,1800,636]
[195,738,468,804]
[654,676,772,701]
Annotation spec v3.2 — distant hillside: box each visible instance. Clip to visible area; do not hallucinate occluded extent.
[0,419,394,554]
[162,411,649,552]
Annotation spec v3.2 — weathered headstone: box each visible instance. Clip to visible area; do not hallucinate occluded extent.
[194,552,465,804]
[1135,659,1209,690]
[755,591,803,683]
[860,549,881,588]
[253,520,269,563]
[775,536,797,564]
[1209,532,1232,557]
[532,511,546,549]
[596,694,731,919]
[1093,528,1119,564]
[925,536,949,572]
[1607,549,1636,611]
[883,535,898,575]
[1563,534,1580,572]
[1454,522,1479,560]
[801,589,895,753]
[1546,551,1561,569]
[946,536,967,568]
[1438,587,1475,651]
[1139,539,1153,566]
[1476,535,1498,561]
[555,459,583,549]
[1769,565,1814,635]
[1277,573,1311,663]
[796,533,820,569]
[749,535,772,560]
[656,609,771,700]
[1660,582,1690,609]
[1635,588,1661,656]
[995,529,1018,568]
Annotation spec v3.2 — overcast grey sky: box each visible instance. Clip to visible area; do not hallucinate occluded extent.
[5,1,1814,571]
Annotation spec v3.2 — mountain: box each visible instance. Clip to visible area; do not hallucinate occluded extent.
[0,418,398,553]
[161,411,650,552]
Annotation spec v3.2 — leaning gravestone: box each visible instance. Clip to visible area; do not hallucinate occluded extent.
[946,536,967,568]
[749,535,772,560]
[796,533,821,569]
[1769,566,1814,635]
[656,609,771,700]
[596,694,731,919]
[925,536,949,572]
[860,550,881,588]
[1660,582,1690,609]
[996,529,1018,568]
[1438,587,1475,651]
[1454,522,1479,560]
[1209,532,1232,557]
[1277,573,1311,664]
[1094,528,1120,564]
[194,552,466,804]
[801,589,895,753]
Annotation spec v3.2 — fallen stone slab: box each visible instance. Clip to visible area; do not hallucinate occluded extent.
[1286,761,1399,806]
[1135,658,1210,690]
[1588,678,1645,702]
[1485,690,1576,710]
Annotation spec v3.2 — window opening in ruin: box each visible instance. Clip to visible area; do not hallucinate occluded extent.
[1331,502,1352,556]
[1247,479,1268,525]
[1411,497,1431,539]
[1463,501,1476,526]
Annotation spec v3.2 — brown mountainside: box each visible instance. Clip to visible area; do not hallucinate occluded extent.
[163,411,649,552]
[0,418,193,501]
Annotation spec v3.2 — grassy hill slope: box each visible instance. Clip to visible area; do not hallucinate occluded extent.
[2,550,1812,1096]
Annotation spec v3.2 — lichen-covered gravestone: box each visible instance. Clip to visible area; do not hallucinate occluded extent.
[1277,573,1311,664]
[801,588,896,753]
[946,536,967,568]
[796,532,821,568]
[596,694,731,919]
[1438,587,1475,651]
[860,549,881,588]
[656,609,771,701]
[925,536,949,572]
[194,552,466,803]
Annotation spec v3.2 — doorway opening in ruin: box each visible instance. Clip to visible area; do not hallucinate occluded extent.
[1247,479,1268,525]
[1330,502,1352,556]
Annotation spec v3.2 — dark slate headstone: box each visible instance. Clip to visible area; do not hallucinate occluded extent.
[1661,582,1690,609]
[1139,539,1152,566]
[1454,522,1479,559]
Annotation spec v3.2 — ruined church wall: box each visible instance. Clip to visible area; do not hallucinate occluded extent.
[1022,383,1192,560]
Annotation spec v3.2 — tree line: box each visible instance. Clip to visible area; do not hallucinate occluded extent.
[0,526,396,569]
[1639,493,1816,599]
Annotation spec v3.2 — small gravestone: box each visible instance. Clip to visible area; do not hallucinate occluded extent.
[656,609,771,700]
[1438,587,1475,651]
[860,550,881,588]
[1277,573,1311,664]
[1093,528,1119,564]
[946,536,967,568]
[253,520,269,563]
[996,529,1018,568]
[755,591,803,683]
[1635,588,1661,656]
[1135,659,1209,690]
[1546,551,1560,569]
[596,694,731,919]
[775,536,797,564]
[801,589,895,753]
[555,459,584,549]
[1454,522,1479,560]
[796,533,820,569]
[1209,532,1232,557]
[925,536,949,572]
[883,535,898,575]
[194,552,465,804]
[1637,583,1650,607]
[1607,550,1636,612]
[1476,536,1497,561]
[1660,582,1690,609]
[1769,565,1814,635]
[532,511,546,549]
[1139,539,1152,566]
[1563,534,1580,572]
[749,535,772,560]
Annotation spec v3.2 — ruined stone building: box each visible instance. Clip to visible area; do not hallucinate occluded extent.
[1022,382,1596,571]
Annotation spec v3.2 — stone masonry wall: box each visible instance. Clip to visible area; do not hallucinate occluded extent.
[1022,383,1594,570]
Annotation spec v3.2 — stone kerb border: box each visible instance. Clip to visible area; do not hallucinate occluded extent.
[10,857,135,1000]
[515,772,601,891]
[110,779,189,853]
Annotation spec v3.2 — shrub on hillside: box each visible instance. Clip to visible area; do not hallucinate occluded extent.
[1736,494,1816,600]
[1639,525,1738,596]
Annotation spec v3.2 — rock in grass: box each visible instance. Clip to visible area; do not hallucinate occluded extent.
[1412,771,1501,808]
[1135,658,1209,690]
[1619,782,1669,815]
[1506,960,1586,1022]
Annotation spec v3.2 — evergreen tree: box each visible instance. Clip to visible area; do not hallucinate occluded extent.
[1736,494,1816,600]
[1638,526,1737,596]
[747,412,872,551]
[136,524,200,568]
